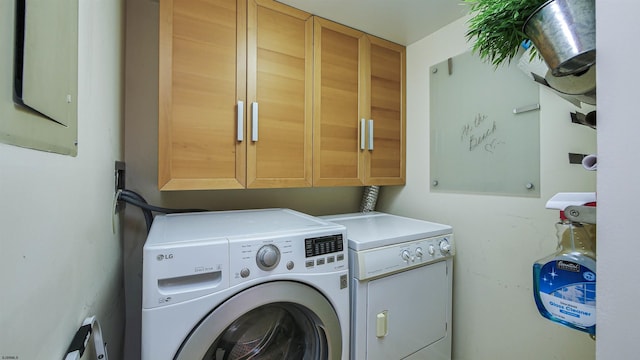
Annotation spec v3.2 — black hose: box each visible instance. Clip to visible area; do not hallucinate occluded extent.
[118,189,207,234]
[119,191,153,233]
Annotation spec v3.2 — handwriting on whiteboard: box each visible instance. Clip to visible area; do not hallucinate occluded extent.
[460,113,503,152]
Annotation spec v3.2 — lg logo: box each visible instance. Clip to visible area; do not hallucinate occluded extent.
[157,254,174,261]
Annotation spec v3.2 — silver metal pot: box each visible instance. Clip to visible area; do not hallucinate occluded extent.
[524,0,595,77]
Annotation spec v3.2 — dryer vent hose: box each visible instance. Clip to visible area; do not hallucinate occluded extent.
[360,186,380,212]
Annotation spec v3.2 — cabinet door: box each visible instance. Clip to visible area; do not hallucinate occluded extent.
[246,0,313,188]
[312,17,366,187]
[159,0,246,190]
[363,36,406,185]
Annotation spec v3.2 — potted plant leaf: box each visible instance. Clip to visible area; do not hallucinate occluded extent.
[465,0,595,76]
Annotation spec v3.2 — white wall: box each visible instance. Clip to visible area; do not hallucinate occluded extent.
[0,1,124,359]
[596,1,640,358]
[379,17,598,359]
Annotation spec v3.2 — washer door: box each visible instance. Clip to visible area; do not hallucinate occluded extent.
[176,281,342,359]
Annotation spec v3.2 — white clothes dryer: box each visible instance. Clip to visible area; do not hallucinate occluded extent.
[141,208,350,360]
[322,212,454,360]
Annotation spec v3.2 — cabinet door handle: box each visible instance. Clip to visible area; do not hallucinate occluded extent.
[360,119,366,150]
[237,101,244,142]
[368,119,374,150]
[251,102,259,142]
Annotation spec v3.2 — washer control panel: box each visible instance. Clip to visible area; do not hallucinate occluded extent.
[229,230,347,286]
[305,234,344,257]
[256,244,281,271]
[350,234,454,281]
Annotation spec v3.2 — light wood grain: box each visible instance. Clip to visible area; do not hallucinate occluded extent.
[246,0,313,188]
[159,0,246,190]
[314,18,405,187]
[159,0,403,190]
[313,17,365,186]
[365,35,406,185]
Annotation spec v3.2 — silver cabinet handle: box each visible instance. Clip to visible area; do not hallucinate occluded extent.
[360,119,366,150]
[237,101,244,142]
[251,102,259,142]
[368,119,374,150]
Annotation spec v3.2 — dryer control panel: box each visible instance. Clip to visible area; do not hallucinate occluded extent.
[350,234,454,281]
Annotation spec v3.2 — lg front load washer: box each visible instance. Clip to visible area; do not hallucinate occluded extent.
[141,208,350,360]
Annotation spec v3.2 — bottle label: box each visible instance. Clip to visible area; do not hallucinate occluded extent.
[537,260,596,327]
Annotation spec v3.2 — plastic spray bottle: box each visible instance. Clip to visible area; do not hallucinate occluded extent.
[533,193,597,336]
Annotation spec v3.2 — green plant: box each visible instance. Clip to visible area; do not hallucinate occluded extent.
[464,0,547,67]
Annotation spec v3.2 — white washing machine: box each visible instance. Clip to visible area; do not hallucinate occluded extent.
[141,208,350,360]
[322,212,454,360]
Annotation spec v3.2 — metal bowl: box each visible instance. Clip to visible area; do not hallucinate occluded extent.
[524,0,595,77]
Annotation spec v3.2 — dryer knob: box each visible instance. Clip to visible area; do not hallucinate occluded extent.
[415,247,424,258]
[401,250,411,262]
[428,245,436,256]
[256,244,281,271]
[439,239,452,254]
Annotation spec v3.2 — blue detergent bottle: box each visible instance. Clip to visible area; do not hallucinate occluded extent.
[533,193,597,336]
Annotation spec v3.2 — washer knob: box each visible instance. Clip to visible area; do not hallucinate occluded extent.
[256,244,281,271]
[415,247,424,258]
[439,239,452,254]
[240,268,250,278]
[428,245,436,256]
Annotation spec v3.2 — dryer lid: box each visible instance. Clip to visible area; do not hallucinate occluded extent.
[321,212,452,251]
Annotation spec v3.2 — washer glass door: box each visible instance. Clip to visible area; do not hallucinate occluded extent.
[176,281,342,360]
[206,303,321,359]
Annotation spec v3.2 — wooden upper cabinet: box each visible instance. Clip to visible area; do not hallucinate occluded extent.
[313,18,366,187]
[246,0,313,188]
[159,0,247,190]
[158,0,312,190]
[158,1,401,190]
[364,36,406,185]
[314,18,406,187]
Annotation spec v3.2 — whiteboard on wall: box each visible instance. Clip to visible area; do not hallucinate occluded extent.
[429,51,540,197]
